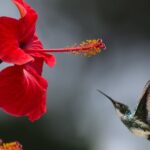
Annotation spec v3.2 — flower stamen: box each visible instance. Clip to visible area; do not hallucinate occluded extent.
[26,39,106,57]
[72,39,105,57]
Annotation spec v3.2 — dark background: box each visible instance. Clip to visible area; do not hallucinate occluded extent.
[0,0,150,149]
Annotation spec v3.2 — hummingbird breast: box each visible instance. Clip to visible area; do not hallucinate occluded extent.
[130,128,150,138]
[122,117,150,138]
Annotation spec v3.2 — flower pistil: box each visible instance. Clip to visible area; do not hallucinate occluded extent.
[25,39,106,57]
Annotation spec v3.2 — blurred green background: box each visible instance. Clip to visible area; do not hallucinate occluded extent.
[1,0,150,149]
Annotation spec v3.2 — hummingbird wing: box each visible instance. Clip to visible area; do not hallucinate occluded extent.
[134,80,150,124]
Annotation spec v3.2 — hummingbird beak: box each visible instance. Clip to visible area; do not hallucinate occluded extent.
[97,89,116,106]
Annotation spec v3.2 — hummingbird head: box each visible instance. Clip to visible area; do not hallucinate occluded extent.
[97,90,131,118]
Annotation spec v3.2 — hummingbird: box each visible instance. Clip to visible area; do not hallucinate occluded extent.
[98,80,150,140]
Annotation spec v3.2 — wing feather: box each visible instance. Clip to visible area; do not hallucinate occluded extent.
[134,80,150,124]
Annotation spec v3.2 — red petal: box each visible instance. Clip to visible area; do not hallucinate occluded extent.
[27,35,44,50]
[13,0,38,44]
[12,0,37,19]
[28,57,44,75]
[0,65,48,122]
[26,35,44,75]
[42,53,56,68]
[27,35,56,74]
[12,0,27,18]
[30,52,56,68]
[0,17,33,65]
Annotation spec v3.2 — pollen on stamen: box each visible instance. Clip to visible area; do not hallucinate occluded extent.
[72,39,106,57]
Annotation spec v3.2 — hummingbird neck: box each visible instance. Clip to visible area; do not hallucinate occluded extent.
[115,108,132,119]
[115,109,126,118]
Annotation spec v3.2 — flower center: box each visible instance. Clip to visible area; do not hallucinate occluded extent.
[19,42,27,49]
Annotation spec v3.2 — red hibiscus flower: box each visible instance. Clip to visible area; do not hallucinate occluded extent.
[0,140,22,150]
[0,0,105,122]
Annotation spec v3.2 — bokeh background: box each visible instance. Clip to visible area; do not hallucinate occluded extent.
[0,0,150,149]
